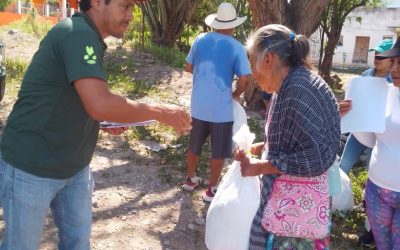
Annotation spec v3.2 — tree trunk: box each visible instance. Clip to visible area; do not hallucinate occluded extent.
[318,0,370,83]
[318,28,325,71]
[248,0,329,36]
[320,29,342,86]
[248,0,288,29]
[141,0,200,48]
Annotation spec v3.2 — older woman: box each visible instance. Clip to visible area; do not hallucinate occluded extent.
[353,38,400,250]
[235,24,340,249]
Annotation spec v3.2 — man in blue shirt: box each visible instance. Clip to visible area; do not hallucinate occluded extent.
[183,2,251,202]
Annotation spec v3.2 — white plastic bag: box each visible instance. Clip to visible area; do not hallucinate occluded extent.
[205,125,260,250]
[332,168,354,212]
[328,158,342,197]
[232,100,248,147]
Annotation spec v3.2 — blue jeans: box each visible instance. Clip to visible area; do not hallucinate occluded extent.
[339,134,372,175]
[0,156,93,250]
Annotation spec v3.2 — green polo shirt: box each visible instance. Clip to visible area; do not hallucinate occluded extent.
[0,13,107,179]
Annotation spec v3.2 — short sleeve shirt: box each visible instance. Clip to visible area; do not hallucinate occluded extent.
[186,32,251,122]
[361,68,392,83]
[0,13,107,179]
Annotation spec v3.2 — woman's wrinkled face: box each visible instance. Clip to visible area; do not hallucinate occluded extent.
[391,57,400,87]
[249,52,274,94]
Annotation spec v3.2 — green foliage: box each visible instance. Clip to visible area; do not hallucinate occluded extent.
[125,122,210,178]
[2,58,28,98]
[46,0,58,5]
[350,168,368,204]
[124,123,169,143]
[104,51,162,98]
[332,208,366,235]
[4,58,29,79]
[365,0,385,7]
[156,135,188,164]
[322,0,382,29]
[330,166,370,247]
[108,75,159,99]
[27,7,41,38]
[319,0,383,79]
[121,6,187,68]
[189,0,251,42]
[2,16,52,39]
[140,0,201,47]
[0,0,12,11]
[141,42,186,68]
[247,117,264,143]
[103,49,134,74]
[123,6,150,45]
[179,26,200,46]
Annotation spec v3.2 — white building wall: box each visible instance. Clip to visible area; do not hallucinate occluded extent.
[310,7,400,68]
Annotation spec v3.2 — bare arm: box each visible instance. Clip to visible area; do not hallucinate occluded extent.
[184,63,193,74]
[232,75,250,101]
[74,78,192,135]
[234,148,281,176]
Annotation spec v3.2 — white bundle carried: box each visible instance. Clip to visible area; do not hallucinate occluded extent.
[205,125,260,250]
[332,168,355,212]
[232,100,248,139]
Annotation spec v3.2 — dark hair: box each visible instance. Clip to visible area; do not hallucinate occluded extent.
[246,24,313,70]
[79,0,112,11]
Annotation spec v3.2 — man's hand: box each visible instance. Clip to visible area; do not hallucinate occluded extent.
[74,78,192,135]
[232,75,250,102]
[339,99,352,117]
[184,63,193,74]
[101,127,128,135]
[158,105,192,136]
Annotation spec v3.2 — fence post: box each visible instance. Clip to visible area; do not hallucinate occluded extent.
[45,4,50,17]
[17,0,22,14]
[61,0,67,19]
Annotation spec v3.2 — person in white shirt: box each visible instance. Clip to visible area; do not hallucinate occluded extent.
[353,38,400,250]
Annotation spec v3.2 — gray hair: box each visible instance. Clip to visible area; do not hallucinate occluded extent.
[246,24,313,71]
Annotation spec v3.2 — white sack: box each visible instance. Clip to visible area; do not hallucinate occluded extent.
[332,168,354,212]
[206,125,260,250]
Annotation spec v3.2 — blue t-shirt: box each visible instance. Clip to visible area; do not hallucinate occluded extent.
[361,68,392,83]
[186,32,251,122]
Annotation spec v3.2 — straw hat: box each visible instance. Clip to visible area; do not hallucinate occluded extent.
[205,3,247,30]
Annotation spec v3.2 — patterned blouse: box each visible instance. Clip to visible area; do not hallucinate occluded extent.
[249,65,341,249]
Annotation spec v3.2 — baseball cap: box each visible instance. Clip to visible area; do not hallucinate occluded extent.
[378,38,400,58]
[369,39,394,53]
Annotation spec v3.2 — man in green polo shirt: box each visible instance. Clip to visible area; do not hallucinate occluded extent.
[0,0,191,248]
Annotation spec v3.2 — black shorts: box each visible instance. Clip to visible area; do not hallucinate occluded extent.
[189,117,233,159]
